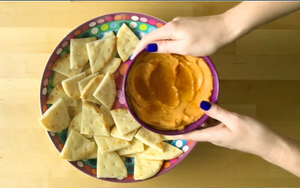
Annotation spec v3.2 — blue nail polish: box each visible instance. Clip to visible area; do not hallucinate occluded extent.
[200,101,211,111]
[146,43,158,52]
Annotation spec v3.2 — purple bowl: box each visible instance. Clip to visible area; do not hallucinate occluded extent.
[123,49,220,135]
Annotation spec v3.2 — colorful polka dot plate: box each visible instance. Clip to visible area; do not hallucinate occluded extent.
[39,12,197,183]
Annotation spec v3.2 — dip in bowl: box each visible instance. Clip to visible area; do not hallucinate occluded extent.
[123,50,219,135]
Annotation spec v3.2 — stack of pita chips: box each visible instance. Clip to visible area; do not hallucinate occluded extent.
[39,23,183,180]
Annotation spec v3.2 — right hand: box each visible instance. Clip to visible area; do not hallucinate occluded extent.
[132,15,235,58]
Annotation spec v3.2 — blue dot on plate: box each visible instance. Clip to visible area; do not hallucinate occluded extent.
[126,157,132,164]
[97,33,104,39]
[119,21,126,27]
[148,27,156,33]
[82,32,90,38]
[110,22,117,29]
[90,159,97,166]
[127,165,134,173]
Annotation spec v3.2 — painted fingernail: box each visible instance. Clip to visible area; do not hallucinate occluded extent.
[200,101,211,111]
[146,43,158,52]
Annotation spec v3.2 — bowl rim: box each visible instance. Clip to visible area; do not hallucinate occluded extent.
[123,49,220,135]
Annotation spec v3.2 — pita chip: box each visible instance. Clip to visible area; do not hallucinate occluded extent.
[117,138,144,156]
[99,57,121,74]
[161,135,176,141]
[68,99,82,119]
[103,31,115,38]
[78,73,99,94]
[110,109,141,136]
[67,112,91,138]
[99,105,115,127]
[110,126,137,141]
[81,101,110,136]
[135,127,164,153]
[52,72,68,87]
[93,72,116,109]
[39,98,70,133]
[46,83,77,107]
[86,36,116,73]
[117,23,140,62]
[52,53,83,77]
[82,67,93,76]
[97,151,127,179]
[70,37,97,69]
[62,72,86,99]
[84,137,97,159]
[80,75,104,105]
[60,130,96,161]
[134,156,163,180]
[141,142,183,160]
[94,136,131,154]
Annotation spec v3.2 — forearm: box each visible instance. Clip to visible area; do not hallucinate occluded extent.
[263,134,300,177]
[223,2,300,41]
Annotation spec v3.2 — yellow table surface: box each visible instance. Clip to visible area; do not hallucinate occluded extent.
[0,2,299,187]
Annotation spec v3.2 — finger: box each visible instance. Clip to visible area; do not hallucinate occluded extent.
[151,40,186,54]
[173,125,221,142]
[200,101,234,127]
[132,25,171,59]
[172,16,187,21]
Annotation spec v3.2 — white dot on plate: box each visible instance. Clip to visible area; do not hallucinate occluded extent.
[175,140,183,148]
[50,132,55,137]
[91,27,99,34]
[140,32,146,38]
[77,161,84,167]
[56,48,62,55]
[129,22,137,28]
[42,87,47,95]
[131,16,139,21]
[89,22,96,27]
[182,145,189,152]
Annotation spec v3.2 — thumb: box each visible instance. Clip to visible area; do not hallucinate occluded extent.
[200,101,233,126]
[146,40,185,54]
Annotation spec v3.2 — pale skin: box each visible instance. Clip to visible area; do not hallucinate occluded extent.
[132,2,300,177]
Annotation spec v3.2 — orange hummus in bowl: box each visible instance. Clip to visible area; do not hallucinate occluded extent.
[124,50,219,134]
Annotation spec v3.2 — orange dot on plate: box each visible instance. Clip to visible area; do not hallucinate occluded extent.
[119,63,128,76]
[42,104,48,113]
[74,30,81,36]
[84,164,91,172]
[114,15,122,20]
[48,63,53,70]
[163,162,170,168]
[156,23,163,28]
[91,168,97,175]
[58,143,64,151]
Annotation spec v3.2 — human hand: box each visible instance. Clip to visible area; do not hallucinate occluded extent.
[174,101,279,159]
[132,15,235,58]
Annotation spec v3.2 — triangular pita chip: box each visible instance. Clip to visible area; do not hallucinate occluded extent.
[86,36,116,73]
[82,67,92,76]
[134,156,163,180]
[93,72,116,109]
[99,105,115,127]
[81,101,110,136]
[135,127,164,153]
[68,99,82,119]
[94,136,131,154]
[141,142,183,160]
[70,37,97,69]
[97,151,127,179]
[110,109,141,136]
[39,98,70,133]
[117,23,140,62]
[52,53,83,77]
[78,73,99,94]
[52,72,68,87]
[60,130,96,161]
[99,57,121,74]
[117,138,144,156]
[80,75,104,105]
[110,126,137,141]
[46,83,77,107]
[61,72,86,99]
[67,112,91,138]
[84,137,97,159]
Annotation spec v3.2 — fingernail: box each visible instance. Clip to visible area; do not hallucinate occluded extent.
[200,101,211,111]
[146,43,158,52]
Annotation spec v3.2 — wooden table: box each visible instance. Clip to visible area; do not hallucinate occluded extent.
[0,2,299,187]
